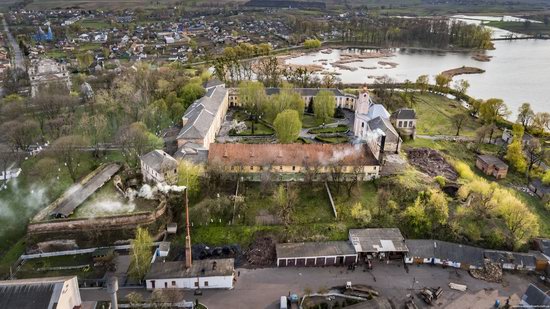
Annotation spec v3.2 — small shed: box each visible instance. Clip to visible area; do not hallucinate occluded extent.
[529,179,550,201]
[349,228,408,259]
[276,241,357,267]
[476,155,508,179]
[484,250,537,271]
[405,240,484,270]
[167,223,178,234]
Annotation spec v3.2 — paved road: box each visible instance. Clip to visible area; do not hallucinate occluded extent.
[1,14,25,71]
[81,262,535,309]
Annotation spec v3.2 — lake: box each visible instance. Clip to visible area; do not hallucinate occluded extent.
[285,16,550,119]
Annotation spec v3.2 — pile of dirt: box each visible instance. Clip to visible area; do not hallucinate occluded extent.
[469,260,503,283]
[245,237,276,267]
[406,148,458,181]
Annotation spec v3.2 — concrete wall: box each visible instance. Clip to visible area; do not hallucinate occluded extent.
[28,200,166,235]
[146,275,234,290]
[55,277,82,309]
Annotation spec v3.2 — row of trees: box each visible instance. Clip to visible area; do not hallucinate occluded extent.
[336,17,493,49]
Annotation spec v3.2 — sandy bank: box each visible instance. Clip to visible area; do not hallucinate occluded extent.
[441,66,485,78]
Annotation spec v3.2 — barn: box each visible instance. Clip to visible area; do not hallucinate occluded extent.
[276,241,357,267]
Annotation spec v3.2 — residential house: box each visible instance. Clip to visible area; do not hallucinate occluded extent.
[140,150,179,185]
[520,284,550,308]
[207,143,380,181]
[502,128,535,146]
[391,108,417,138]
[145,258,235,290]
[0,276,83,309]
[349,228,408,260]
[529,179,550,201]
[476,155,508,179]
[276,241,357,267]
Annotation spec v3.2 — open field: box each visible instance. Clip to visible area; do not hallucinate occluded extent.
[413,92,482,136]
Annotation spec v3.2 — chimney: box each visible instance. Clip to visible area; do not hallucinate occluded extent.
[106,277,119,309]
[184,188,192,269]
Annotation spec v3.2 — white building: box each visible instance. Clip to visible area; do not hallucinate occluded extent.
[353,88,402,154]
[145,258,235,290]
[140,150,179,185]
[0,276,83,309]
[28,58,72,97]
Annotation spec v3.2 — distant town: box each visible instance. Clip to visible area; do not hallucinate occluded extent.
[0,0,550,308]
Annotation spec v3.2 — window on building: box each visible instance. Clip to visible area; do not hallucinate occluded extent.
[194,281,199,287]
[292,166,296,171]
[361,122,365,128]
[280,166,283,170]
[230,166,234,171]
[172,281,176,286]
[398,121,402,127]
[409,121,413,127]
[164,282,168,288]
[250,166,254,171]
[204,281,209,287]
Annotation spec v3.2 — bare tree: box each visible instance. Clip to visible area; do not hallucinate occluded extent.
[48,135,90,181]
[525,139,546,179]
[452,114,467,136]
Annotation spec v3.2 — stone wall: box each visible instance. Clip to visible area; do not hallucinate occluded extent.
[27,200,167,235]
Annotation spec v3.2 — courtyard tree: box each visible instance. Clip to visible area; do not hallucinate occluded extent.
[505,124,527,173]
[267,84,304,121]
[517,103,535,130]
[273,110,302,143]
[117,122,163,167]
[479,98,510,124]
[497,194,539,250]
[130,227,153,283]
[177,160,202,199]
[452,114,467,136]
[0,119,40,151]
[78,113,109,157]
[273,184,298,227]
[404,189,449,237]
[179,83,205,110]
[453,79,470,97]
[303,38,321,49]
[256,56,281,87]
[525,139,545,179]
[415,75,429,94]
[532,112,550,133]
[350,202,372,225]
[49,135,90,182]
[313,90,335,123]
[435,74,451,90]
[238,81,266,117]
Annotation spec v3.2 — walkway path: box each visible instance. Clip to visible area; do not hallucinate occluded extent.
[1,14,25,71]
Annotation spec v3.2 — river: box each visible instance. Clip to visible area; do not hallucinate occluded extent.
[285,16,550,119]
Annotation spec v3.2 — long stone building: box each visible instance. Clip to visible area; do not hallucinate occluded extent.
[207,143,380,181]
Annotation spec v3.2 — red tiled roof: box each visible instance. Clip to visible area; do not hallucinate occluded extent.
[208,143,379,167]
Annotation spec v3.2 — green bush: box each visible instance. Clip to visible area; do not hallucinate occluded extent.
[304,39,321,49]
[452,161,475,181]
[434,176,446,187]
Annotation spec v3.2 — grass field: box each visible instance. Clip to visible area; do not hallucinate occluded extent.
[413,93,481,136]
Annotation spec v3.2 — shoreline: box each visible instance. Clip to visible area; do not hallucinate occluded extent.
[441,66,486,78]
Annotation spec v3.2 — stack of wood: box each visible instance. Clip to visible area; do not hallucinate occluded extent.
[469,260,503,282]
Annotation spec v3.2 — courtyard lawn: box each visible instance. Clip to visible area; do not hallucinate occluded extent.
[308,125,349,134]
[302,114,337,128]
[315,135,349,144]
[413,93,481,136]
[16,253,106,280]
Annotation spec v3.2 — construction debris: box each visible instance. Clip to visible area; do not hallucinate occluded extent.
[245,237,276,266]
[407,148,458,180]
[449,283,468,291]
[469,260,503,283]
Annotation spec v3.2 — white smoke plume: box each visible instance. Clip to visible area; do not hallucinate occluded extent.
[0,179,48,237]
[125,183,186,200]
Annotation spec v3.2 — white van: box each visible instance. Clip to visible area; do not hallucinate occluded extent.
[280,296,288,309]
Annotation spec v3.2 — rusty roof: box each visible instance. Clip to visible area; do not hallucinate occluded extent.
[208,143,379,167]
